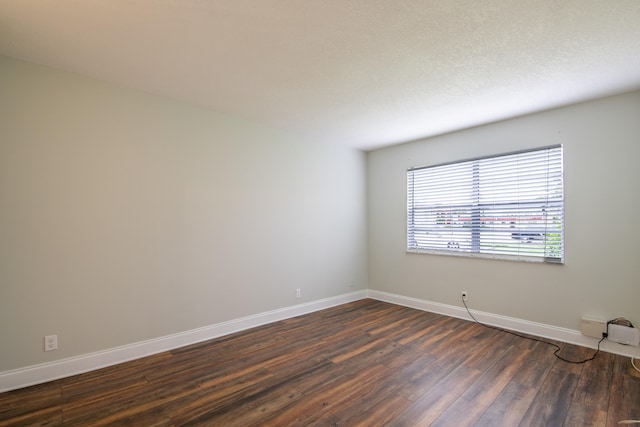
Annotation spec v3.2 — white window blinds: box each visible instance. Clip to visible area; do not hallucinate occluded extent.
[407,145,564,263]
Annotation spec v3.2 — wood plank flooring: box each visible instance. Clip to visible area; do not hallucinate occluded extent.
[1,299,639,426]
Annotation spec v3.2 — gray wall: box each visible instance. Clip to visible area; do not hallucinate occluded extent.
[0,56,368,371]
[368,90,640,331]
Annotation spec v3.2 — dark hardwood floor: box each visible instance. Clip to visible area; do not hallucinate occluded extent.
[1,299,639,426]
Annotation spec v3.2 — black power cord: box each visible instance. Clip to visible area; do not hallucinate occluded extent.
[462,297,605,364]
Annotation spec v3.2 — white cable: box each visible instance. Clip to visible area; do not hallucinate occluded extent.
[616,321,640,427]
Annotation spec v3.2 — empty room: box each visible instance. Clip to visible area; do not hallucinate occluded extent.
[1,1,639,426]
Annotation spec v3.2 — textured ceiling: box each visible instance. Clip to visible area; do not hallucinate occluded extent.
[1,1,640,150]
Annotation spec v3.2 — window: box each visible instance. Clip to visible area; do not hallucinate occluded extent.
[407,145,564,263]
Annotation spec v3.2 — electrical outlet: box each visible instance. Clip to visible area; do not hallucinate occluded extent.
[296,288,301,299]
[44,335,58,352]
[462,291,469,302]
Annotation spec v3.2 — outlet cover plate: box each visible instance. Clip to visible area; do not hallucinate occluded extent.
[44,335,58,351]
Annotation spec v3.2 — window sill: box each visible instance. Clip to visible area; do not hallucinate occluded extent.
[406,248,564,264]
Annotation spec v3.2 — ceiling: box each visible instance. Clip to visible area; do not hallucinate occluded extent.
[1,1,640,151]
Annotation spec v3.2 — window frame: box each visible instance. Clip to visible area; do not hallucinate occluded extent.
[406,145,564,264]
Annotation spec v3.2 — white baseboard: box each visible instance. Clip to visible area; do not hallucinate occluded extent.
[0,290,368,393]
[3,289,637,393]
[367,289,640,360]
